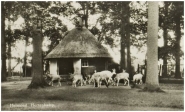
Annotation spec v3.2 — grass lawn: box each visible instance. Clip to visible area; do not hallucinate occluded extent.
[1,80,184,111]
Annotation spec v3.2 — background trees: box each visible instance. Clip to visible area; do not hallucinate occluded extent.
[158,2,184,78]
[2,1,24,80]
[95,2,132,74]
[1,1,184,85]
[173,2,184,78]
[159,2,170,78]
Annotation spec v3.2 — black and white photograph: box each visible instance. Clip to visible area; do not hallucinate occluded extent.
[1,1,184,111]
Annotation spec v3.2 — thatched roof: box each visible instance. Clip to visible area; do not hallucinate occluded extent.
[45,27,112,59]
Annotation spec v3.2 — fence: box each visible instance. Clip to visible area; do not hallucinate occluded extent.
[137,64,184,78]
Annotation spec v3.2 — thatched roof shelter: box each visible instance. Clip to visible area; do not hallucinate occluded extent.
[45,27,111,59]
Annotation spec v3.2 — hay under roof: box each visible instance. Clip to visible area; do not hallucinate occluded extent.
[45,27,112,59]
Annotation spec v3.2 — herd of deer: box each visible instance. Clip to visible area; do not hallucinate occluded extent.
[44,69,144,88]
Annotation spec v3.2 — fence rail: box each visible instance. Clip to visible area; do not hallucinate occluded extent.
[137,64,184,78]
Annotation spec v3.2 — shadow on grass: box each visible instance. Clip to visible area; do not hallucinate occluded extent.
[130,82,166,93]
[138,87,166,93]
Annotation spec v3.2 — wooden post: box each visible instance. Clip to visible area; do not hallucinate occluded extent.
[49,59,58,75]
[159,64,162,76]
[73,59,81,74]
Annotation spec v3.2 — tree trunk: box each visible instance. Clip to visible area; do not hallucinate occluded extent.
[7,42,11,77]
[28,28,48,89]
[162,2,169,78]
[125,2,132,78]
[144,1,161,91]
[162,57,168,77]
[121,42,126,69]
[120,2,126,69]
[23,36,28,77]
[81,3,88,29]
[7,9,12,77]
[174,2,181,79]
[85,3,88,28]
[1,2,7,81]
